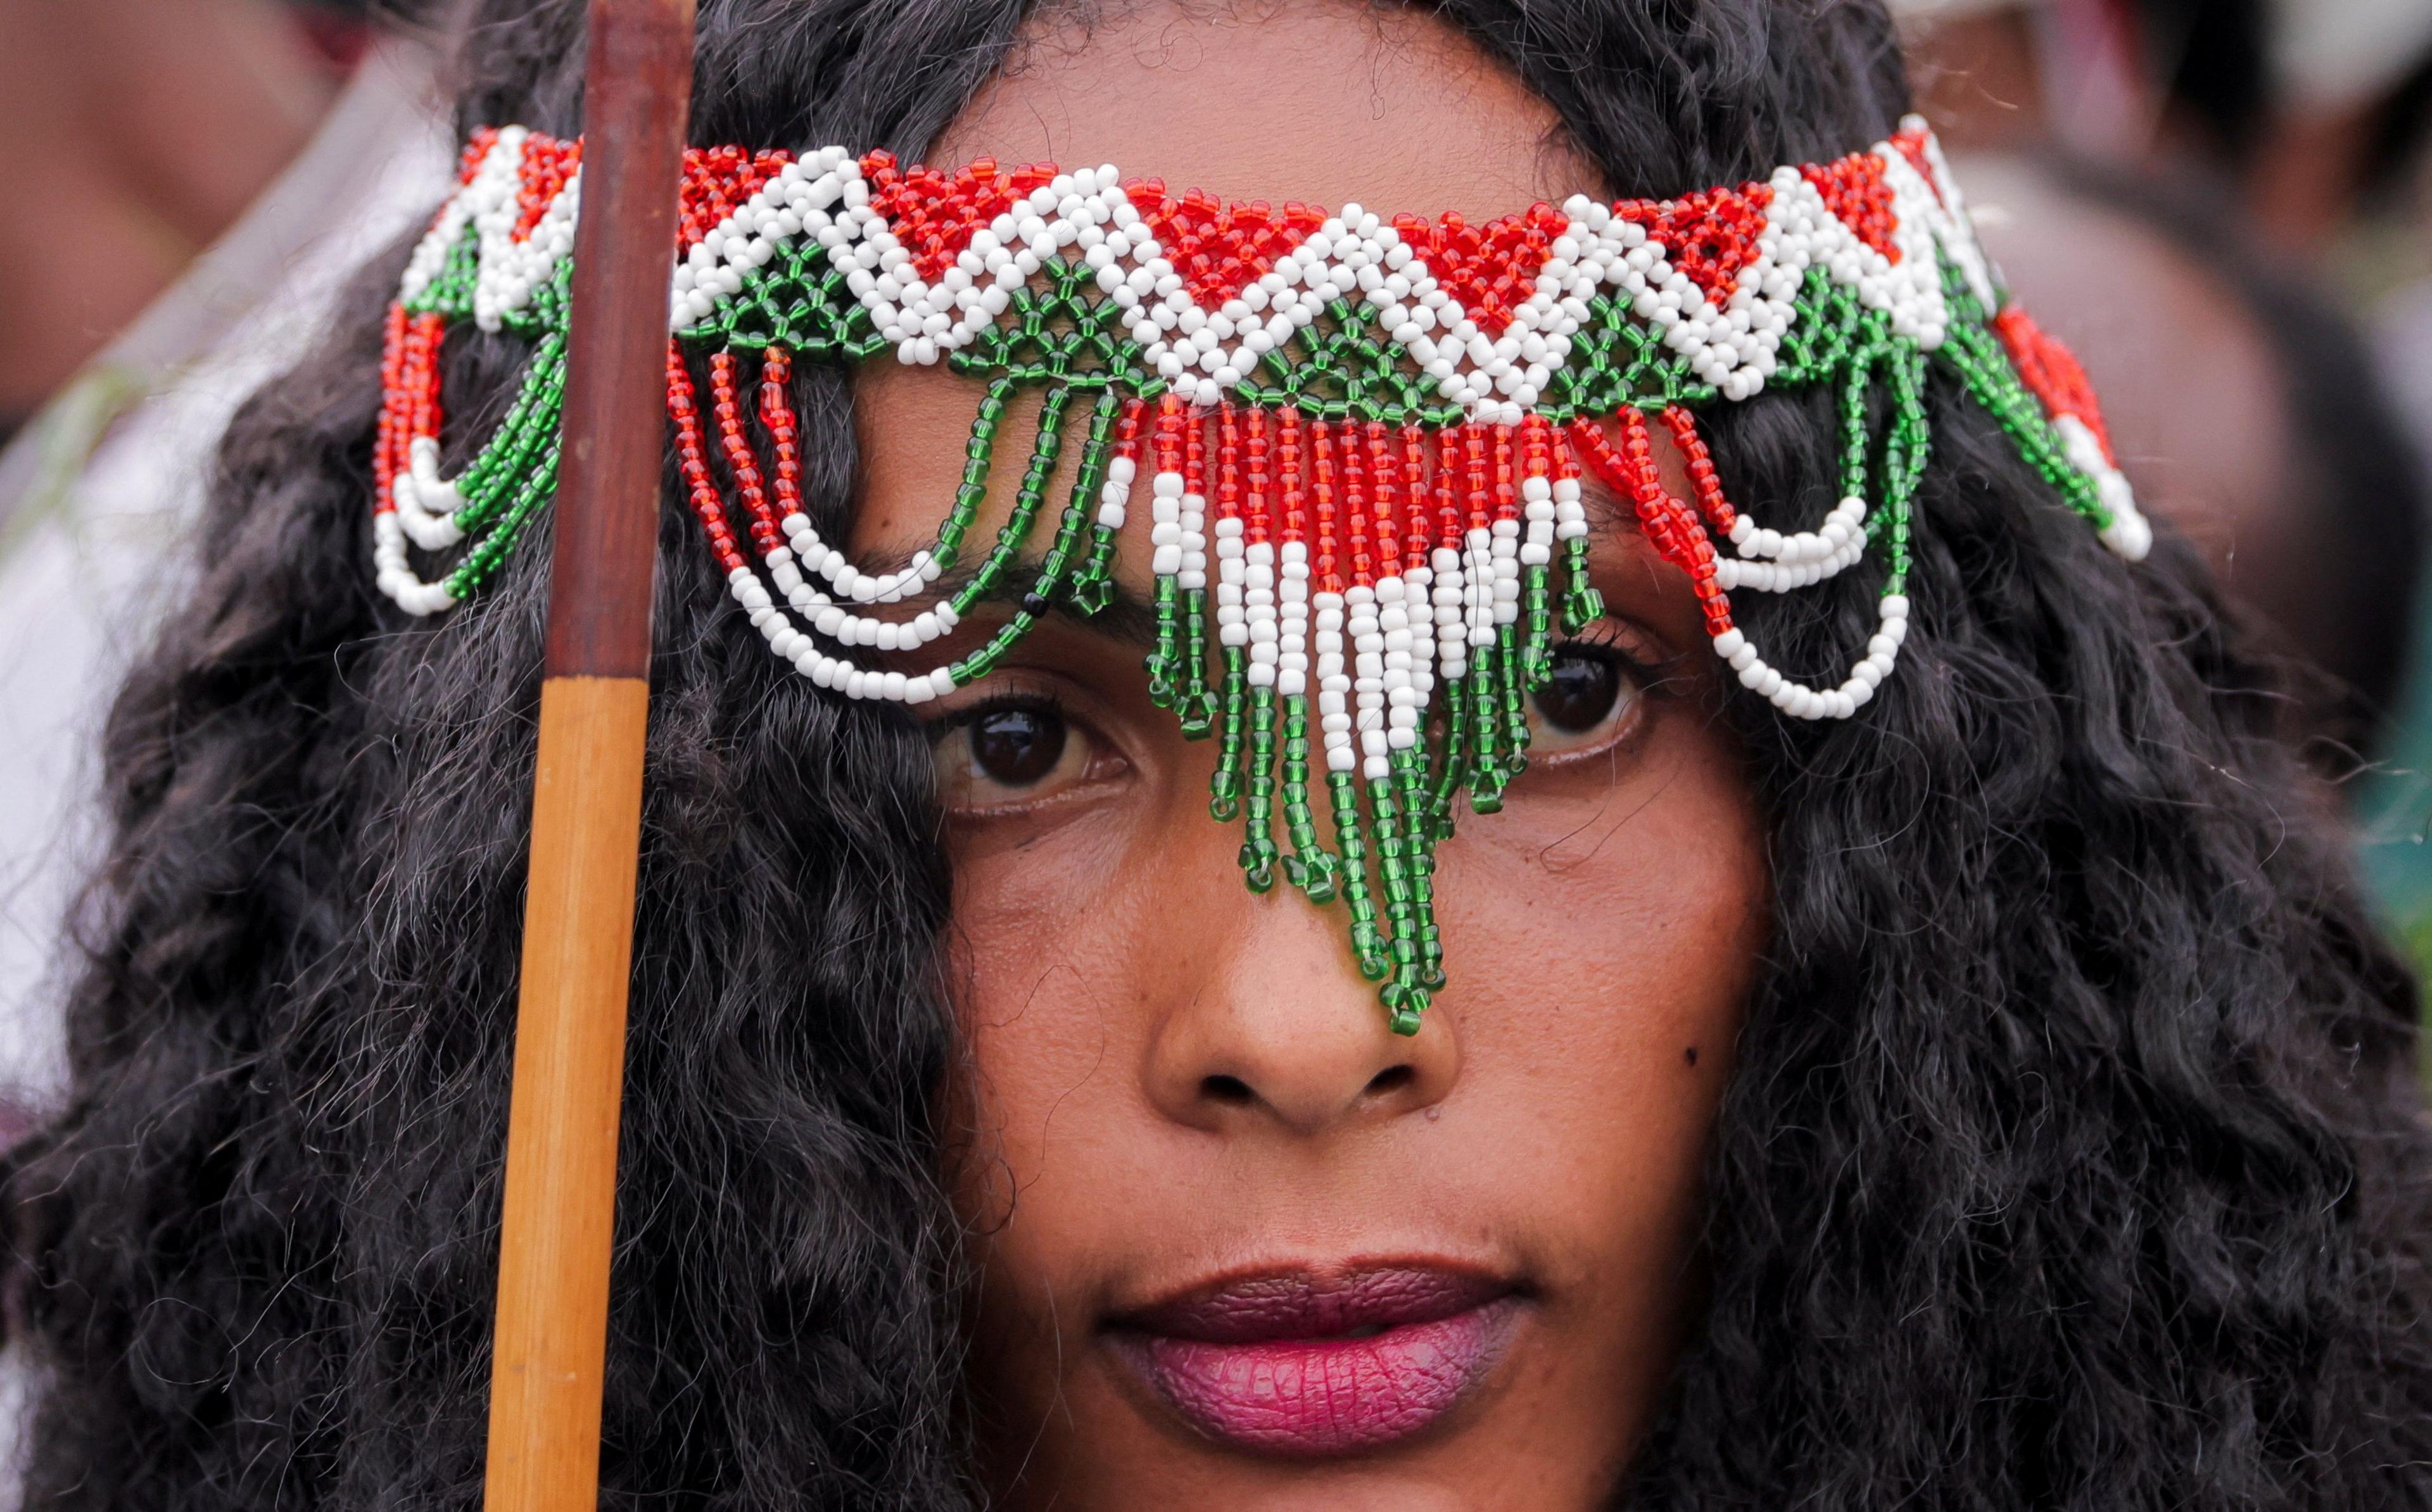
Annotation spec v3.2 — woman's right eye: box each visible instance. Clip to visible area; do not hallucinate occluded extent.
[1524,638,1652,760]
[931,698,1102,812]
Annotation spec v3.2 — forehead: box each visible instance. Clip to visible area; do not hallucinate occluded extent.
[930,2,1600,223]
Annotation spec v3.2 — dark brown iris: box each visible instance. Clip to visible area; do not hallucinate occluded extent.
[969,705,1067,787]
[1535,649,1623,734]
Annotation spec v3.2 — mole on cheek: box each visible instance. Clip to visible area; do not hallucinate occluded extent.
[1684,1046,1699,1068]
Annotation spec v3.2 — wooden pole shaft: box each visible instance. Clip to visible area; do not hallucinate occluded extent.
[484,2,693,1509]
[486,677,652,1512]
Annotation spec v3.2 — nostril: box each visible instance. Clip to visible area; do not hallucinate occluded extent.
[1364,1064,1416,1099]
[1201,1074,1255,1106]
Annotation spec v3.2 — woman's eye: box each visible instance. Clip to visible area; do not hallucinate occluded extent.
[1526,644,1644,754]
[933,700,1096,809]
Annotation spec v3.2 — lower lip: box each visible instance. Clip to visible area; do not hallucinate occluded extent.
[1108,1297,1526,1458]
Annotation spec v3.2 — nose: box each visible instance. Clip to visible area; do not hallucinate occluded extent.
[1143,895,1461,1138]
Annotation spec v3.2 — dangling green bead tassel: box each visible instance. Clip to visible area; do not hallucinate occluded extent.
[1497,622,1532,777]
[444,443,559,598]
[1070,524,1120,614]
[950,381,1061,605]
[454,334,566,533]
[1519,560,1555,690]
[1326,770,1390,982]
[1147,574,1182,709]
[1467,651,1509,814]
[1175,408,1219,734]
[1209,645,1248,821]
[1030,395,1110,600]
[1430,676,1474,841]
[1278,695,1338,901]
[1367,768,1428,1035]
[1558,532,1604,634]
[1396,730,1433,878]
[1239,683,1281,891]
[936,377,1016,577]
[1395,743,1447,991]
[1064,389,1124,615]
[1178,586,1217,736]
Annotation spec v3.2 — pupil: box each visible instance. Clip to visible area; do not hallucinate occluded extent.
[970,706,1067,787]
[1538,651,1620,734]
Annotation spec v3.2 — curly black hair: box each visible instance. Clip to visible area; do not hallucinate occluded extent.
[9,1,2432,1508]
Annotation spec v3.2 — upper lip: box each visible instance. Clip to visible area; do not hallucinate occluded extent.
[1106,1264,1522,1345]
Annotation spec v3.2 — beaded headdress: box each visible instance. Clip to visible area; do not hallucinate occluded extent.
[376,117,2144,1031]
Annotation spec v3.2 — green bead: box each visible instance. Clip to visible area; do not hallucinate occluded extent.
[1178,587,1217,735]
[1209,646,1249,821]
[1498,623,1532,773]
[1278,693,1338,902]
[1146,574,1182,708]
[1238,683,1282,890]
[1327,771,1389,982]
[1467,655,1508,814]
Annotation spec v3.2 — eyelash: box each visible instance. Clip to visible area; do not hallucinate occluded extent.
[928,681,1074,742]
[1552,621,1672,690]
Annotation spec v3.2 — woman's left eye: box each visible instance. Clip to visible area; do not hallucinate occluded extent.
[1525,641,1647,756]
[930,697,1107,811]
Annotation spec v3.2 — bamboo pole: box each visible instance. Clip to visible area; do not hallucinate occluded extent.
[483,3,694,1509]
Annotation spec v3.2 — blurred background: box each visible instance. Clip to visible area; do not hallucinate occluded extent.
[0,0,2427,1470]
[0,0,452,1125]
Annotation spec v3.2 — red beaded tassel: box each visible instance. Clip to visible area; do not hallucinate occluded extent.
[1341,419,1373,593]
[1517,414,1552,476]
[376,309,446,515]
[759,348,804,532]
[374,303,411,513]
[1461,423,1492,540]
[1659,404,1738,538]
[407,314,444,458]
[667,342,748,577]
[1490,422,1517,532]
[1151,391,1189,472]
[1244,404,1272,549]
[709,350,783,560]
[1364,422,1400,585]
[1569,412,1734,638]
[1276,407,1306,552]
[1115,397,1149,470]
[1398,424,1431,577]
[1183,402,1208,504]
[1433,425,1462,564]
[1215,401,1244,529]
[1548,422,1581,490]
[1310,418,1341,597]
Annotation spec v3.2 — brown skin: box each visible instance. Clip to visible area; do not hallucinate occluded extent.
[848,6,1768,1506]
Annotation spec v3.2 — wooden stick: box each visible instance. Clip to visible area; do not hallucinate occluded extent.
[483,3,694,1509]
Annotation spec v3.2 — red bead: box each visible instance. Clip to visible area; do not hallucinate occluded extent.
[1244,405,1272,547]
[1276,407,1305,546]
[1311,418,1340,594]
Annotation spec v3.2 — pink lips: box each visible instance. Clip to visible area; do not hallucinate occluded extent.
[1105,1267,1526,1458]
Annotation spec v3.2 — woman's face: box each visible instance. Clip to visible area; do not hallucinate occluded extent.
[849,6,1768,1506]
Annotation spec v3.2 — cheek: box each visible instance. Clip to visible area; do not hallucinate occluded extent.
[938,733,1234,1208]
[1424,729,1766,1301]
[1443,738,1768,1078]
